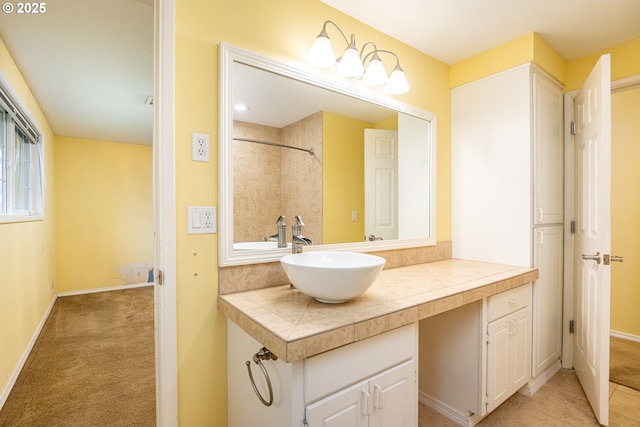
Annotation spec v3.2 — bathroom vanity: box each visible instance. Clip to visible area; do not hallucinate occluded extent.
[219,258,538,427]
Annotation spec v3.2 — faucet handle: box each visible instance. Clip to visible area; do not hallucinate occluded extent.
[294,215,304,226]
[276,215,285,226]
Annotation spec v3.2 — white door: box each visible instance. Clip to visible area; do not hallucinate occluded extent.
[573,54,611,426]
[364,129,398,241]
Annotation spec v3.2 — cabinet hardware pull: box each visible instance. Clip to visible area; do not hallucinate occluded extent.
[537,208,544,222]
[362,389,371,416]
[508,298,518,306]
[537,230,544,245]
[246,347,277,406]
[374,384,383,409]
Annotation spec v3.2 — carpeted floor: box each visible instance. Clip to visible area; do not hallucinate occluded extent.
[0,286,156,427]
[610,336,640,392]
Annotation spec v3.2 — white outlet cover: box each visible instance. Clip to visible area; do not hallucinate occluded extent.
[187,206,217,234]
[192,132,210,162]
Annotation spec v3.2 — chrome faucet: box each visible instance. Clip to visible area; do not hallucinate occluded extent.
[275,215,287,248]
[291,215,312,254]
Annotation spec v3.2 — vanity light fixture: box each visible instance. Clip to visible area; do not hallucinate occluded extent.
[307,20,410,94]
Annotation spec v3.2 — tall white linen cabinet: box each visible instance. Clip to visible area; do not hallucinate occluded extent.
[451,63,564,394]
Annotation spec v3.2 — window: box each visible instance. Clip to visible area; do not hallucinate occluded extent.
[0,79,44,220]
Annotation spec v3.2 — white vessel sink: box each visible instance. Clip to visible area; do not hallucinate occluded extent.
[280,252,386,303]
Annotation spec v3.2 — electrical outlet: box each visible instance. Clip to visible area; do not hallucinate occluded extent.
[187,206,217,234]
[192,132,210,162]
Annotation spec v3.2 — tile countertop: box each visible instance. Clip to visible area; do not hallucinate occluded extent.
[218,258,538,363]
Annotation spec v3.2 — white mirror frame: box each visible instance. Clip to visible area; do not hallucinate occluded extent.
[219,42,436,266]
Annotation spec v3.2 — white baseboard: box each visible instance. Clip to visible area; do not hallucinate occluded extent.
[0,294,57,411]
[418,391,485,427]
[56,282,153,297]
[610,330,640,343]
[520,360,561,397]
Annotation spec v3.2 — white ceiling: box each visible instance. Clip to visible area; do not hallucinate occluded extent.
[320,0,640,64]
[0,0,153,145]
[0,0,639,145]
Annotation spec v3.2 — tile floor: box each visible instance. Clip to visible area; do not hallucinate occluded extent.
[419,369,640,426]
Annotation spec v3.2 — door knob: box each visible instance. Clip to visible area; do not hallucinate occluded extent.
[604,254,624,265]
[581,252,601,264]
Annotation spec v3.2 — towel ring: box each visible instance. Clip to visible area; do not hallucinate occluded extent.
[246,347,278,406]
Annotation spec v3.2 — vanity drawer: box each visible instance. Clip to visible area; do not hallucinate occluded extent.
[488,283,532,322]
[304,323,417,403]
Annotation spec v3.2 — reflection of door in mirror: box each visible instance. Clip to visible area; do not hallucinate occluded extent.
[364,129,398,241]
[233,114,323,245]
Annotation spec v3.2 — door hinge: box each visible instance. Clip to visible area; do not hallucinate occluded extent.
[569,320,574,334]
[157,269,164,286]
[570,220,575,234]
[570,121,576,135]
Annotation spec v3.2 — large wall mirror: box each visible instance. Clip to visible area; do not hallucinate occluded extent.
[219,43,436,266]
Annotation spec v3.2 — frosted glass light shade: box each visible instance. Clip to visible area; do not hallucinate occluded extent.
[307,36,336,68]
[362,58,388,86]
[386,67,410,94]
[336,47,364,78]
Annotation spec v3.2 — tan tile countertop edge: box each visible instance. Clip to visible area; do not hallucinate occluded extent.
[218,258,538,363]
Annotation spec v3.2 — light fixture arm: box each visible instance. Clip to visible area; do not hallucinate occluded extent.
[318,20,352,48]
[362,48,402,70]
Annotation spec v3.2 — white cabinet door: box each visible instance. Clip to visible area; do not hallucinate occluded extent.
[487,305,531,413]
[487,314,511,411]
[307,360,416,427]
[532,225,564,376]
[451,65,532,267]
[532,72,564,226]
[306,379,369,427]
[510,307,532,390]
[369,360,416,427]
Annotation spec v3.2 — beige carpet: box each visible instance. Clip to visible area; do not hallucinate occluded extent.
[610,336,640,392]
[0,286,156,427]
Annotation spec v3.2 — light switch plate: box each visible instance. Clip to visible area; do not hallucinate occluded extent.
[187,206,216,234]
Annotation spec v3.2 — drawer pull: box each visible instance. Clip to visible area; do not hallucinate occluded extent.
[508,298,518,306]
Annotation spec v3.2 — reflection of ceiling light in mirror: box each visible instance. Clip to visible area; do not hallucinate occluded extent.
[234,104,250,111]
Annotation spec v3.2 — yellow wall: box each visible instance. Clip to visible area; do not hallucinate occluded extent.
[610,85,640,336]
[450,33,566,88]
[54,137,153,293]
[0,39,56,398]
[565,38,640,92]
[174,1,450,424]
[322,112,371,244]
